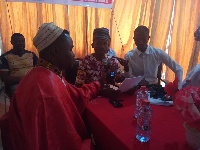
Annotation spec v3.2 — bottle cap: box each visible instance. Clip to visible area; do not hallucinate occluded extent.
[140,86,146,90]
[140,86,148,91]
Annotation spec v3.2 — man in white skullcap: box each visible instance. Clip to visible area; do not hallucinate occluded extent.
[0,22,102,150]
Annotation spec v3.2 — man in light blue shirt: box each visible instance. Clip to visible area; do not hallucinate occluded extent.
[125,26,183,87]
[107,48,117,58]
[107,37,117,58]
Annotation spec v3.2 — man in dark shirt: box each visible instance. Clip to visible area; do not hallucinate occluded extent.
[0,33,38,97]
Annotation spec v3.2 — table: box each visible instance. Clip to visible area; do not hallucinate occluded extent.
[86,93,194,150]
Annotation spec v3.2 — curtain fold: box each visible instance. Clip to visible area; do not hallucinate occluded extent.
[68,6,87,58]
[86,7,112,56]
[165,0,200,82]
[149,0,174,50]
[186,0,200,74]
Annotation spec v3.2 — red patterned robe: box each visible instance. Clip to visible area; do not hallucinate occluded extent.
[75,54,124,85]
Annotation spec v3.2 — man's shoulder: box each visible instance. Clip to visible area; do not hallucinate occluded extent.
[148,45,164,53]
[23,50,37,55]
[21,67,60,86]
[15,67,63,102]
[83,54,96,62]
[84,54,92,59]
[0,50,14,58]
[109,48,116,54]
[125,48,137,56]
[191,64,200,73]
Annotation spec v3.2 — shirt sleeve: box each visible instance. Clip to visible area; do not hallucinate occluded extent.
[181,64,200,88]
[0,56,9,71]
[67,81,101,114]
[124,53,133,78]
[112,49,117,57]
[75,59,87,85]
[159,50,183,86]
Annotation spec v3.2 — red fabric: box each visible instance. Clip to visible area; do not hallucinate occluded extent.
[164,76,179,98]
[0,67,101,150]
[86,94,195,150]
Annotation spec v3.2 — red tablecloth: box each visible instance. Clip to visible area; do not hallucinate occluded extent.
[86,93,194,150]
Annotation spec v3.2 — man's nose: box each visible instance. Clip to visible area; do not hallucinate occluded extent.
[72,52,75,58]
[139,40,143,44]
[101,44,107,49]
[18,41,24,44]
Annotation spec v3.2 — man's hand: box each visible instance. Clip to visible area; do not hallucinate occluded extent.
[112,56,129,72]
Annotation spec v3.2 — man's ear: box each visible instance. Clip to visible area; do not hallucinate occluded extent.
[51,45,60,56]
[91,43,94,48]
[11,40,14,45]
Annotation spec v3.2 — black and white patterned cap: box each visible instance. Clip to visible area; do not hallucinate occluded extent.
[93,28,110,41]
[33,22,64,52]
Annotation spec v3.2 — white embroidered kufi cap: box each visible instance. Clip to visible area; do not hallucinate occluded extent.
[33,22,64,52]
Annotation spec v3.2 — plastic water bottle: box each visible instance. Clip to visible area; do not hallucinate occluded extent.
[136,99,153,142]
[135,86,148,118]
[182,79,191,88]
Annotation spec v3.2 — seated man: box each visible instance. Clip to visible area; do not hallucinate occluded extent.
[0,33,37,97]
[181,26,200,88]
[124,26,183,87]
[75,28,126,86]
[0,23,108,150]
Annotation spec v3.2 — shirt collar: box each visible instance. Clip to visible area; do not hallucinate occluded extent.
[37,58,62,78]
[136,45,150,56]
[91,53,109,62]
[10,49,27,57]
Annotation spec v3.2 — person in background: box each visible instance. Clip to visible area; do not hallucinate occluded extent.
[181,26,200,88]
[124,26,183,87]
[0,33,37,97]
[0,23,117,150]
[75,27,125,87]
[107,37,117,58]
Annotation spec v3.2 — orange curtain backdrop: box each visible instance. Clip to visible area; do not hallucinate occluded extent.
[0,27,3,55]
[86,7,112,55]
[109,0,173,58]
[0,0,199,81]
[187,1,200,74]
[149,0,174,50]
[68,6,87,58]
[110,0,143,58]
[187,41,200,74]
[165,0,200,82]
[0,1,71,56]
